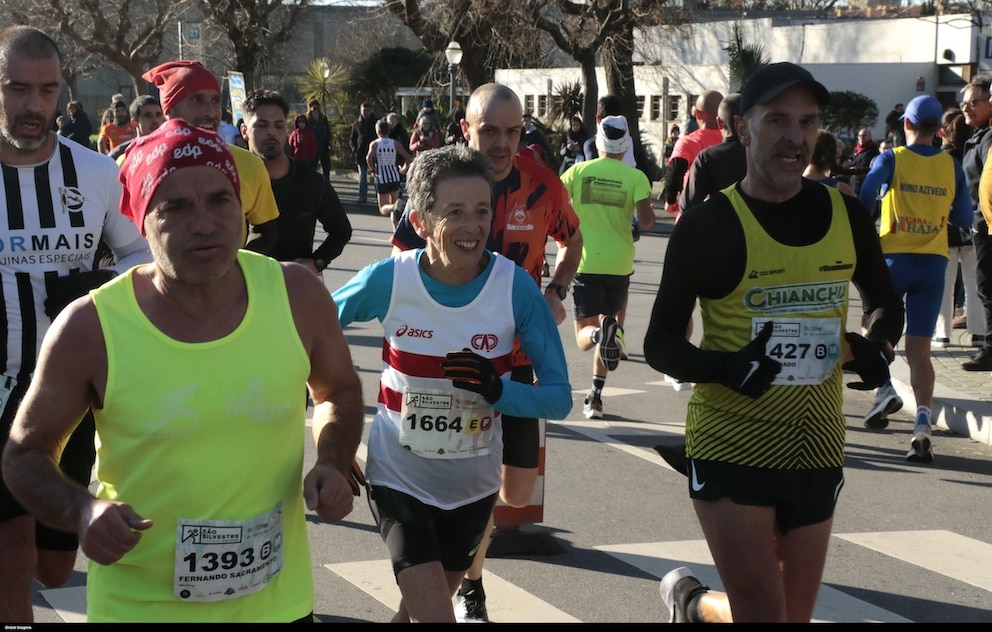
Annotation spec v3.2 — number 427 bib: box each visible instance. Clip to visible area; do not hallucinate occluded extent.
[756,317,842,386]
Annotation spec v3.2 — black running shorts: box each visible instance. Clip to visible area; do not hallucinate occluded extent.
[686,459,844,534]
[1,377,96,551]
[503,365,539,469]
[571,273,630,321]
[368,485,498,576]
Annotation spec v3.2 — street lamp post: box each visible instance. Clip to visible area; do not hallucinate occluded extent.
[444,40,463,117]
[322,62,330,116]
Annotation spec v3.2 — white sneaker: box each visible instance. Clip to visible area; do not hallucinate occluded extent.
[583,397,603,419]
[864,382,902,430]
[664,374,692,392]
[906,423,933,463]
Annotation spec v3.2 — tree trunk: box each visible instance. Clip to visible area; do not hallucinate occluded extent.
[602,21,638,141]
[579,49,599,129]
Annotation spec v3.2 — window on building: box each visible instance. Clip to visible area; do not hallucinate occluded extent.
[524,95,535,116]
[635,96,645,120]
[538,94,549,118]
[686,94,698,118]
[667,96,681,124]
[650,96,662,121]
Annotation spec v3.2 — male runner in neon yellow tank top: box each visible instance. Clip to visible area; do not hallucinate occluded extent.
[2,119,365,622]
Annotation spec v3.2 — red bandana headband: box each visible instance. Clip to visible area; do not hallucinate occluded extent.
[141,60,221,115]
[119,118,240,236]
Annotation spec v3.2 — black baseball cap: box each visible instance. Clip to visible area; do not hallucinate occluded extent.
[740,62,830,114]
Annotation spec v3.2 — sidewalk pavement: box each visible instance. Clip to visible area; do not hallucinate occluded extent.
[325,168,992,447]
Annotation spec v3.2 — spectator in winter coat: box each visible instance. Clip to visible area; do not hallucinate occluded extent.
[409,114,442,157]
[289,114,318,172]
[349,103,377,203]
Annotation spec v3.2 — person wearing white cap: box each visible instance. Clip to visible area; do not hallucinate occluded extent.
[644,62,904,622]
[560,115,655,419]
[858,94,972,463]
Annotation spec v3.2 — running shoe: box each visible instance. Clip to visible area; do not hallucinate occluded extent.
[583,397,603,420]
[664,374,692,392]
[864,382,902,430]
[598,316,620,371]
[906,423,933,464]
[454,585,488,623]
[616,326,629,361]
[659,566,709,623]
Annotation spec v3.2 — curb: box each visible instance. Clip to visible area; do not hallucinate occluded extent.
[888,353,992,446]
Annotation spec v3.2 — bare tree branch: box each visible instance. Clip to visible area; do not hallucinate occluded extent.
[37,0,195,97]
[196,0,313,90]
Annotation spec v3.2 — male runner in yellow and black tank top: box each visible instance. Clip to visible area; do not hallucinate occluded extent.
[643,62,904,623]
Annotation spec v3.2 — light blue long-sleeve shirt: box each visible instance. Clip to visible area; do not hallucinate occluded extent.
[332,250,572,421]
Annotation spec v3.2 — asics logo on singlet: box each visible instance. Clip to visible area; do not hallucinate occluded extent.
[59,187,85,212]
[395,324,433,339]
[690,461,705,492]
[471,333,499,352]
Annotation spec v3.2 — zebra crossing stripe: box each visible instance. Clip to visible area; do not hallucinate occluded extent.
[836,530,992,592]
[323,559,580,623]
[596,538,912,623]
[35,585,86,623]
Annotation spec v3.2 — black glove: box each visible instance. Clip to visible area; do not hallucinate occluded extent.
[44,270,117,319]
[842,332,892,391]
[348,459,367,497]
[721,321,782,398]
[440,349,504,404]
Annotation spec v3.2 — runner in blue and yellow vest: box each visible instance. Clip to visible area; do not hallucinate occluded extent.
[858,94,972,463]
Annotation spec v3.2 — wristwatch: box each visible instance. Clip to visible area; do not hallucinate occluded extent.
[546,283,567,300]
[313,258,327,272]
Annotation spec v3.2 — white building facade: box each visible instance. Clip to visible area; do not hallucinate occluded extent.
[496,13,991,154]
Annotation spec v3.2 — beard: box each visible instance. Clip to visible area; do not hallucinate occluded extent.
[0,111,53,152]
[258,141,285,161]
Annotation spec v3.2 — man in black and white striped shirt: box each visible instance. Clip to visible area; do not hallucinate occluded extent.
[0,25,150,622]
